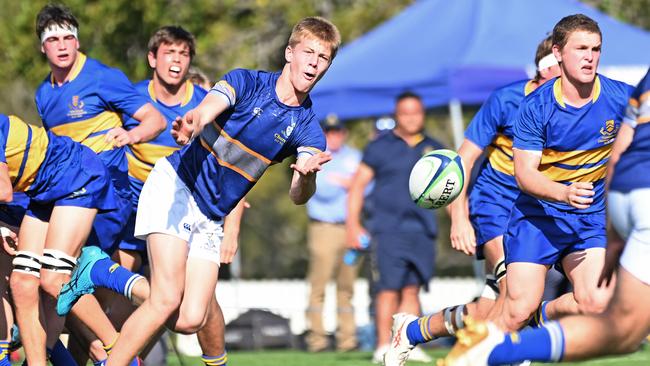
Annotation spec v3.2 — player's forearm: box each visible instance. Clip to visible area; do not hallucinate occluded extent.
[223,198,246,237]
[128,104,166,143]
[289,173,316,205]
[446,146,478,218]
[516,168,567,202]
[0,165,13,203]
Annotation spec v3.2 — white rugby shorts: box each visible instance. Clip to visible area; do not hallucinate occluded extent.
[608,189,650,285]
[135,158,224,265]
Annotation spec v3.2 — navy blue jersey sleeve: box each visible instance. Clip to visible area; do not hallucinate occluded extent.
[513,99,545,151]
[465,92,502,149]
[210,69,257,107]
[625,70,650,128]
[293,116,326,158]
[98,68,149,117]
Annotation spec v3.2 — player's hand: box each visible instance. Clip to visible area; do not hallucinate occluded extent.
[290,151,332,176]
[564,182,594,209]
[220,234,239,264]
[171,112,196,146]
[450,215,476,256]
[1,226,18,256]
[106,127,136,147]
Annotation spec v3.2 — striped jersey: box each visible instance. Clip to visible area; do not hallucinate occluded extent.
[167,69,325,220]
[513,75,632,213]
[124,80,207,205]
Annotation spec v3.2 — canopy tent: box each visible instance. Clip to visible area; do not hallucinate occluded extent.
[311,0,650,146]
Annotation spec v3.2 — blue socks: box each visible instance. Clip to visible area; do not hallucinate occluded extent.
[487,321,565,365]
[47,339,79,366]
[90,258,143,300]
[529,301,549,328]
[202,352,228,365]
[406,316,435,345]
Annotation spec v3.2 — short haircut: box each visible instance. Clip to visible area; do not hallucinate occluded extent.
[533,34,554,81]
[396,91,422,105]
[187,67,210,86]
[36,4,79,39]
[552,14,601,50]
[148,26,196,59]
[288,17,341,59]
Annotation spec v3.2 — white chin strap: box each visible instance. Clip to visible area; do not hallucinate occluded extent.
[40,24,78,44]
[538,53,559,71]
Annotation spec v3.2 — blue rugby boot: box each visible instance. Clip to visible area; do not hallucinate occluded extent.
[57,246,108,316]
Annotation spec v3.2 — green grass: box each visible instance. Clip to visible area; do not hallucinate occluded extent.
[167,344,650,366]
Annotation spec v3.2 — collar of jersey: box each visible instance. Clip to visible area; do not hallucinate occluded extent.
[148,79,194,107]
[50,52,87,87]
[553,75,601,108]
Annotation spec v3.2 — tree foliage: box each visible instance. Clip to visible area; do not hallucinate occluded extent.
[0,0,648,278]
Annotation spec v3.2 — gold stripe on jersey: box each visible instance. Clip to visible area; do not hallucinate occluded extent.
[524,80,536,96]
[541,143,611,167]
[200,122,272,182]
[553,77,601,108]
[486,134,514,175]
[6,116,49,191]
[539,162,606,183]
[49,111,122,153]
[127,143,179,182]
[126,153,153,183]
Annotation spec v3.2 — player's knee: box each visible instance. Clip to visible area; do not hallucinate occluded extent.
[10,272,40,304]
[175,310,207,334]
[39,273,65,298]
[504,299,537,329]
[150,288,183,316]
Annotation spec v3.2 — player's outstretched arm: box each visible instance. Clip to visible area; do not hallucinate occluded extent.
[514,148,594,209]
[172,93,230,145]
[345,163,373,249]
[447,139,482,256]
[289,151,332,205]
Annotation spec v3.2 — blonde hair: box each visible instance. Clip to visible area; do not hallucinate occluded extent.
[288,17,341,59]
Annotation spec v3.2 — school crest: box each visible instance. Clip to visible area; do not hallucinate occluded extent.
[598,120,619,144]
[67,95,87,119]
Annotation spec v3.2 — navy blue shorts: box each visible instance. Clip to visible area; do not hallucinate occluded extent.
[504,201,606,265]
[371,232,435,291]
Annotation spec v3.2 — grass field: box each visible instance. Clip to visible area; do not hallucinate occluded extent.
[167,345,650,366]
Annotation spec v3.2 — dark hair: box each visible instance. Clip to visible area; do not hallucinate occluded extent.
[552,14,601,50]
[533,34,554,81]
[36,4,79,39]
[148,26,196,59]
[396,91,422,104]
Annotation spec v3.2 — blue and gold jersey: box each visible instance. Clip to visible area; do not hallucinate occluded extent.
[124,80,207,205]
[0,114,49,192]
[514,75,632,213]
[466,79,536,202]
[168,69,325,220]
[0,114,114,208]
[34,53,149,194]
[610,69,650,193]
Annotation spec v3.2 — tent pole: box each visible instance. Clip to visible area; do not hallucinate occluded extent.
[449,99,464,149]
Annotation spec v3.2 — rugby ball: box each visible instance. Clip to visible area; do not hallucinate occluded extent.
[409,149,465,209]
